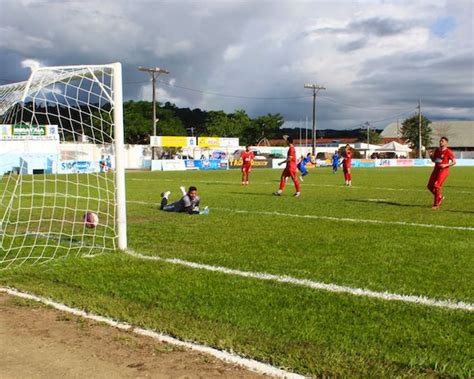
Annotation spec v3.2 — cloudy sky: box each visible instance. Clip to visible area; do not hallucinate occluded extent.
[0,0,472,130]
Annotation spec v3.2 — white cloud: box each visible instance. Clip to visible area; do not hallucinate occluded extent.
[138,84,189,109]
[223,44,245,61]
[21,59,43,71]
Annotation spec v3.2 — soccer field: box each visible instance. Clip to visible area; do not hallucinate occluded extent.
[1,166,473,377]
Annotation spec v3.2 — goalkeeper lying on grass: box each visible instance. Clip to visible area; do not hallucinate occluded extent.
[160,186,209,215]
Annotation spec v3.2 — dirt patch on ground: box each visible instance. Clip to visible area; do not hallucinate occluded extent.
[0,293,267,378]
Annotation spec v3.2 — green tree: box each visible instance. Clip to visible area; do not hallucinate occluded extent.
[156,107,186,136]
[229,109,251,137]
[123,101,153,144]
[401,114,432,155]
[203,109,251,138]
[242,113,284,145]
[203,111,230,136]
[122,101,185,143]
[358,128,383,145]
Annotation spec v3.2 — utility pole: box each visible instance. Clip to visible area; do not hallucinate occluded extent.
[138,66,170,159]
[304,84,326,155]
[365,121,371,158]
[417,98,422,158]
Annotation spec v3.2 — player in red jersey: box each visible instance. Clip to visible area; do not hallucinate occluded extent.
[240,146,255,185]
[273,135,301,197]
[427,136,456,209]
[342,144,353,186]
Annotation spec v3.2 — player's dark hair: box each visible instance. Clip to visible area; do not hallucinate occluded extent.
[440,136,448,142]
[286,136,293,143]
[188,186,197,192]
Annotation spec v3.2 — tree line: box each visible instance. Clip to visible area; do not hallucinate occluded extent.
[124,101,284,146]
[7,100,431,150]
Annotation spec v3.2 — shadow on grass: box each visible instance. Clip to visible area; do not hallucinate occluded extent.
[346,199,474,214]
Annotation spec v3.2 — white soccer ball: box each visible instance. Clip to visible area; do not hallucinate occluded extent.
[84,211,99,229]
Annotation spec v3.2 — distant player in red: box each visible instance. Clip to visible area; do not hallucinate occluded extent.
[240,146,255,185]
[273,135,300,197]
[427,136,456,209]
[342,144,353,186]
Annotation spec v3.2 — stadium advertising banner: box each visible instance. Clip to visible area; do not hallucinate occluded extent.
[185,159,229,170]
[271,159,286,169]
[414,159,433,166]
[58,160,101,174]
[0,124,59,141]
[316,159,331,167]
[161,160,187,171]
[229,158,271,169]
[396,159,415,167]
[374,159,433,167]
[150,136,196,147]
[198,137,239,148]
[352,159,376,168]
[455,159,474,166]
[375,159,395,167]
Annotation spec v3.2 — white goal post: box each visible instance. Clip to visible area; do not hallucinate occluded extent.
[0,62,127,268]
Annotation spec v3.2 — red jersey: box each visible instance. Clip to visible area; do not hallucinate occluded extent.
[241,151,254,167]
[432,147,455,170]
[343,150,352,168]
[286,144,297,171]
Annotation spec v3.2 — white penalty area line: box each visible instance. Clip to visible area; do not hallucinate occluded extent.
[0,287,304,379]
[124,250,474,312]
[126,200,474,232]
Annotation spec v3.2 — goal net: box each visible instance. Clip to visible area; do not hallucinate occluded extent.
[0,63,127,269]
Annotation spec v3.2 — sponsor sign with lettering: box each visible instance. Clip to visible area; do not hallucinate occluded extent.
[0,124,59,141]
[58,160,100,174]
[185,159,228,170]
[229,158,271,169]
[150,136,196,147]
[198,137,239,148]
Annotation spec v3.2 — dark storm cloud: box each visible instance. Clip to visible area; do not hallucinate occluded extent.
[338,38,367,52]
[0,0,472,129]
[348,17,409,37]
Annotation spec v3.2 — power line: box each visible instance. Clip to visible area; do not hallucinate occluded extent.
[342,108,417,130]
[157,78,310,100]
[0,75,421,119]
[321,95,413,112]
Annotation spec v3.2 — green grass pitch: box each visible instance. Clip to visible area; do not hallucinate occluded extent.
[1,166,473,377]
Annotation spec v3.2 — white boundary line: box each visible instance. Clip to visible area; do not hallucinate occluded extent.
[126,200,474,232]
[214,208,474,232]
[124,250,474,312]
[0,286,304,379]
[127,177,474,195]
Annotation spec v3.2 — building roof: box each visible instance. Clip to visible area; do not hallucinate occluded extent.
[270,137,358,146]
[381,120,474,148]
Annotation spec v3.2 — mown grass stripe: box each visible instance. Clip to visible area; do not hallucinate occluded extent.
[124,250,474,312]
[0,286,304,379]
[126,200,474,232]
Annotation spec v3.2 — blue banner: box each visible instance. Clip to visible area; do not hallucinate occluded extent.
[352,159,376,168]
[58,160,101,174]
[185,159,229,170]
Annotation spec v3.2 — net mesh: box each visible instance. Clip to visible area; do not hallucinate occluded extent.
[0,65,119,269]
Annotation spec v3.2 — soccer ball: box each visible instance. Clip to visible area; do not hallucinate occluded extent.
[84,211,99,228]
